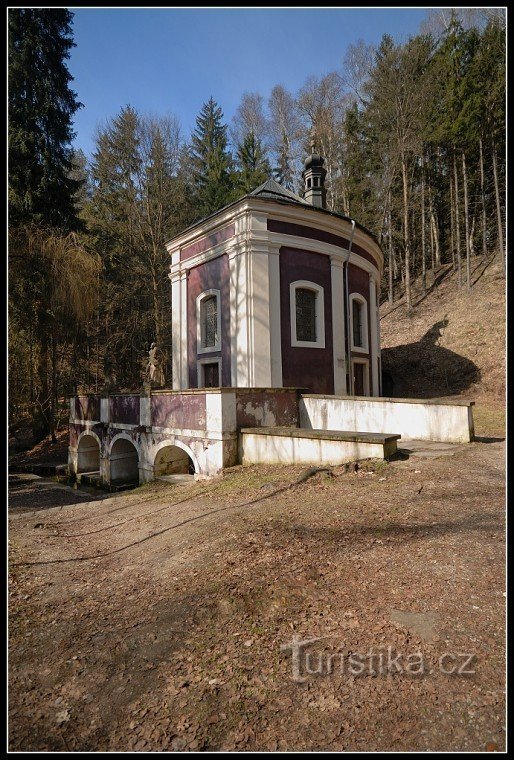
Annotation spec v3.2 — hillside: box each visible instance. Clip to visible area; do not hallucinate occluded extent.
[379,254,506,435]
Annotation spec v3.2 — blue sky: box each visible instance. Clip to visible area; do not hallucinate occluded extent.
[68,7,431,158]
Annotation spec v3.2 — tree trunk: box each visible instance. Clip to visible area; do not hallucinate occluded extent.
[50,334,58,443]
[429,200,435,280]
[453,151,462,288]
[388,193,394,306]
[450,170,455,272]
[492,136,505,275]
[34,333,50,440]
[431,210,440,268]
[462,151,471,292]
[29,324,34,404]
[401,155,411,314]
[479,137,487,257]
[421,157,426,293]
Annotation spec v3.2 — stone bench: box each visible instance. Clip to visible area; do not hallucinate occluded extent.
[240,427,401,467]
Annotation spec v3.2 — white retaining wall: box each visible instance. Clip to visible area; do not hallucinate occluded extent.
[241,429,399,467]
[299,395,475,444]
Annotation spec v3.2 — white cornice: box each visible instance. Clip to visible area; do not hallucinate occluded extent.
[170,230,381,284]
[165,198,383,273]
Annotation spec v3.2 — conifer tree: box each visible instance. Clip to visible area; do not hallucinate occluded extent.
[236,131,271,193]
[190,97,233,217]
[8,8,83,231]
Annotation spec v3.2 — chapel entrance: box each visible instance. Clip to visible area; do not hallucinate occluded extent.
[353,361,367,396]
[202,362,219,388]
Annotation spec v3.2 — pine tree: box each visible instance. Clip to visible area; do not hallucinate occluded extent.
[8,8,83,231]
[190,97,233,218]
[236,131,271,193]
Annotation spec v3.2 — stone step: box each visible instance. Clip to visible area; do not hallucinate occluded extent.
[240,427,401,467]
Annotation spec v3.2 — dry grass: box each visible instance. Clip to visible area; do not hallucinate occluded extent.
[380,254,505,403]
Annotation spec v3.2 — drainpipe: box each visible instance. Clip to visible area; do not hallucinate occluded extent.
[344,219,356,395]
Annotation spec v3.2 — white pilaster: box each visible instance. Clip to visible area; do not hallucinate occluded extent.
[180,272,188,388]
[369,276,380,397]
[100,398,109,423]
[228,247,249,387]
[268,244,282,387]
[170,271,182,389]
[140,396,151,427]
[247,244,273,387]
[331,256,347,395]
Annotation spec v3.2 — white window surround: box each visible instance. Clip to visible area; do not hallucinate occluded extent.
[290,280,325,349]
[196,289,221,354]
[349,292,369,354]
[197,356,222,387]
[352,357,370,396]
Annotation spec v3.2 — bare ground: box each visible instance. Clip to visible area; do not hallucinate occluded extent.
[9,417,506,751]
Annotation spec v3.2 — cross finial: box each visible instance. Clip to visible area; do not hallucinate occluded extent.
[310,128,317,153]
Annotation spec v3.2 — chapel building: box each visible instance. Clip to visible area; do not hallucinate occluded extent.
[166,145,383,396]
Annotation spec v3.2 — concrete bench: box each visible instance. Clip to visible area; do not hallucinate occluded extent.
[240,427,401,467]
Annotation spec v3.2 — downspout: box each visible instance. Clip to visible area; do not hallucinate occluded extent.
[344,220,356,395]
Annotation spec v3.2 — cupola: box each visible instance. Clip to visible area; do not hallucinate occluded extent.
[302,133,327,209]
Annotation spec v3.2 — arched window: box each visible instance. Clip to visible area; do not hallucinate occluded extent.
[196,290,221,353]
[290,281,325,348]
[349,293,368,353]
[201,296,217,347]
[296,288,317,342]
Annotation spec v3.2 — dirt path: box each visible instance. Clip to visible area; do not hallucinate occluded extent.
[9,438,505,751]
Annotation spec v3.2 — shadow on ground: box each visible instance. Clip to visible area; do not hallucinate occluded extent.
[381,317,480,399]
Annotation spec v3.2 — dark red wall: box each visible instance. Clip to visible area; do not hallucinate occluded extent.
[181,224,235,262]
[151,393,207,430]
[267,219,379,269]
[187,254,231,387]
[75,396,100,421]
[279,247,334,394]
[109,395,140,425]
[235,389,300,428]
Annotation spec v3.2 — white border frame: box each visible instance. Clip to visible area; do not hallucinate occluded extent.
[349,293,369,354]
[352,357,370,396]
[197,357,222,388]
[290,280,326,349]
[196,289,221,355]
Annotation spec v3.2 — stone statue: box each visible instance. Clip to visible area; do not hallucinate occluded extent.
[145,342,165,387]
[103,356,117,393]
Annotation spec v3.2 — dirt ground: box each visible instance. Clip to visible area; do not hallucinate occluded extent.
[8,408,506,752]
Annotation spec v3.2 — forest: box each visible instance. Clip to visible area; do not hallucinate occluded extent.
[8,8,505,442]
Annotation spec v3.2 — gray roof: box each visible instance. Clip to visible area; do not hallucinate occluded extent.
[166,176,379,247]
[248,178,309,205]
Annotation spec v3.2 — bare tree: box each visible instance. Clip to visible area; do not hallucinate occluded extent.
[268,84,303,190]
[231,91,269,150]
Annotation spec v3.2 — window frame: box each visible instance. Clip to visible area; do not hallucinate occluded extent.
[196,289,221,354]
[290,280,325,349]
[349,292,369,354]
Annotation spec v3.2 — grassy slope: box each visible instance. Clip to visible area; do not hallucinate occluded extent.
[379,254,506,436]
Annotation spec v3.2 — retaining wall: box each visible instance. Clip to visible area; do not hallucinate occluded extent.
[299,395,475,443]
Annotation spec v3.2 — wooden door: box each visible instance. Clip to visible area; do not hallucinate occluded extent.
[353,362,365,396]
[203,362,219,388]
